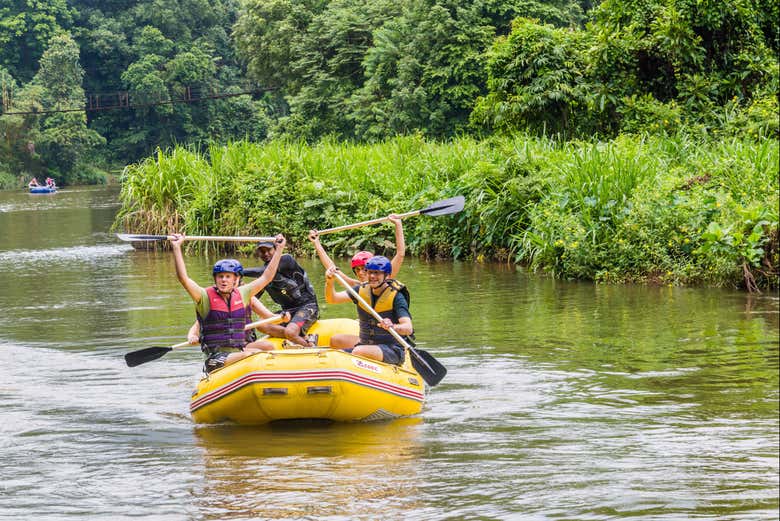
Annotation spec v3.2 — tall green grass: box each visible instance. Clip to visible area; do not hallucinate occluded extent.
[115,132,779,289]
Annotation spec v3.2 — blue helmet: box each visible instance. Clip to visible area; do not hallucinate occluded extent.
[213,259,243,276]
[365,255,392,275]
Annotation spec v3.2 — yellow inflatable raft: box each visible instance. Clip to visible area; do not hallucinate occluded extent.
[190,318,426,425]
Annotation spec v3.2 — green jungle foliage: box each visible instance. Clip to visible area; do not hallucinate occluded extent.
[115,134,778,290]
[2,0,776,186]
[0,0,268,187]
[3,0,778,291]
[1,0,589,186]
[472,0,779,139]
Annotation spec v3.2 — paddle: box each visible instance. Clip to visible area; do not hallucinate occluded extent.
[331,271,447,386]
[245,314,285,330]
[316,196,465,236]
[124,341,195,367]
[116,233,276,243]
[124,314,284,367]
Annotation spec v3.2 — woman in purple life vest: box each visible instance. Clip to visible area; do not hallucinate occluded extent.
[170,232,286,373]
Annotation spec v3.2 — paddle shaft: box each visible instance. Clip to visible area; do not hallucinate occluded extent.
[117,233,276,242]
[317,210,420,236]
[244,314,284,330]
[331,271,435,374]
[316,196,463,236]
[125,315,285,367]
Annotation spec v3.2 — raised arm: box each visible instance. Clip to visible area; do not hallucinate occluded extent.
[388,213,405,278]
[309,229,336,270]
[324,267,354,304]
[170,233,203,302]
[246,234,286,296]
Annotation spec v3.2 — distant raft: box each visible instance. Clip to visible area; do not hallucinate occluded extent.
[190,318,426,425]
[29,186,57,194]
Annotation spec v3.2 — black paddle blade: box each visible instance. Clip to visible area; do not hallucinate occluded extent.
[420,196,465,217]
[242,267,263,278]
[125,346,173,367]
[408,348,447,386]
[116,233,168,242]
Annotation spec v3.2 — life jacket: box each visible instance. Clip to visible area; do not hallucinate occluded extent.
[356,279,411,345]
[254,256,317,310]
[198,287,252,353]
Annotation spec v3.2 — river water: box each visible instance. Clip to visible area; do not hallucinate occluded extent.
[0,186,777,520]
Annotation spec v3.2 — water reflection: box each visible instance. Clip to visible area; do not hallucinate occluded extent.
[193,419,424,519]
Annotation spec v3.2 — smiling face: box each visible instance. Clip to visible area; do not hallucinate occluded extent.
[366,269,387,290]
[214,272,239,294]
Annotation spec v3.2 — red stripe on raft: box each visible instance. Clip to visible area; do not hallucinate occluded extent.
[191,370,424,411]
[190,370,424,412]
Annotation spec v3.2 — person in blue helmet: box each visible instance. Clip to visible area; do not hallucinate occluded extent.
[170,232,286,372]
[185,272,283,346]
[308,213,406,348]
[324,255,413,364]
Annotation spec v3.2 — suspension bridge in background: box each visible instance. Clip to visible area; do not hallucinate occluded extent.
[0,85,275,116]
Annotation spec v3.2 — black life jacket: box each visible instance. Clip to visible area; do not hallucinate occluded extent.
[246,255,318,310]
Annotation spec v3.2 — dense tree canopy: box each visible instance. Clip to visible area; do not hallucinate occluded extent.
[1,0,268,185]
[0,0,776,188]
[234,0,586,140]
[473,0,779,137]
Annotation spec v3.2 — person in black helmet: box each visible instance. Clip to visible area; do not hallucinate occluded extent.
[324,255,412,365]
[243,240,320,347]
[170,233,286,372]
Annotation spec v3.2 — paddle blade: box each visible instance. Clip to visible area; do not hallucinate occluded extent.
[409,348,447,386]
[116,233,168,242]
[419,196,465,217]
[242,267,263,278]
[125,346,173,367]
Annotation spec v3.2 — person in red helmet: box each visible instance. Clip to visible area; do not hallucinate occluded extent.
[324,256,413,364]
[308,213,405,285]
[308,213,406,347]
[170,233,286,372]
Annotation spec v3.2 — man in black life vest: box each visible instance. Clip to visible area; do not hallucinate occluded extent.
[324,256,412,365]
[243,241,320,347]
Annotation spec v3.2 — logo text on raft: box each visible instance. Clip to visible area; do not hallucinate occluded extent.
[353,359,381,373]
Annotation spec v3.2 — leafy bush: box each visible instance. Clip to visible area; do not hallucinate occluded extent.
[115,132,778,290]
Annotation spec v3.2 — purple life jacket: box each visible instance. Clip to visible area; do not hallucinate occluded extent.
[199,286,252,353]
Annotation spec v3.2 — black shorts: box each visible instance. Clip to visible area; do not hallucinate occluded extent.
[376,343,404,365]
[283,303,319,334]
[204,351,232,373]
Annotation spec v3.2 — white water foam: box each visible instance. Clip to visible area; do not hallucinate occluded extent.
[0,244,133,265]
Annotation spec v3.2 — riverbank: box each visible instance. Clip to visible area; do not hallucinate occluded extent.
[114,133,779,290]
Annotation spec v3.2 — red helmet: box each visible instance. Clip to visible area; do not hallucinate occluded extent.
[350,251,373,269]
